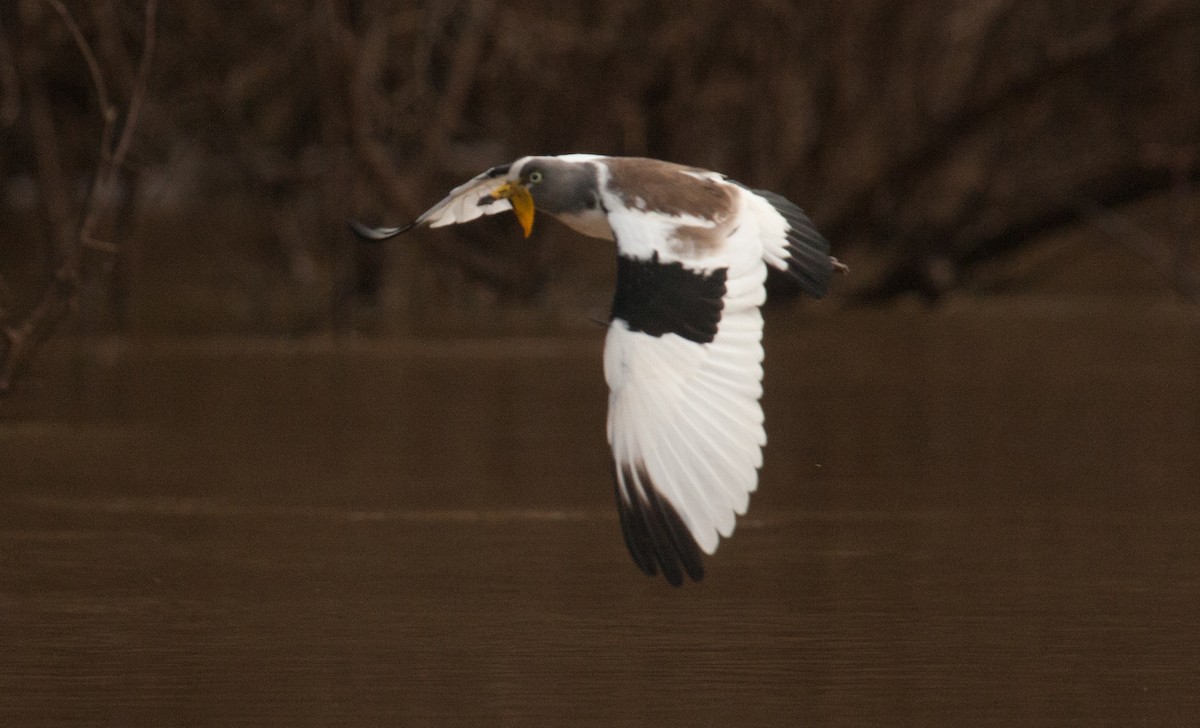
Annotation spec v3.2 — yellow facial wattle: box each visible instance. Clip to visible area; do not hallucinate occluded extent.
[490,182,535,238]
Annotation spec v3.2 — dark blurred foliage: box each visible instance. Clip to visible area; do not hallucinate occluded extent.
[1,0,1199,364]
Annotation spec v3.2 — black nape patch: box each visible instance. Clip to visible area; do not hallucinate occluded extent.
[614,462,705,586]
[611,252,726,344]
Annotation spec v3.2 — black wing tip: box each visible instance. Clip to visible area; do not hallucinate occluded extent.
[614,462,706,587]
[784,243,838,299]
[347,218,416,242]
[732,183,843,298]
[778,212,838,298]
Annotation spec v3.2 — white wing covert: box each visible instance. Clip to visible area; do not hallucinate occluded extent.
[349,164,515,240]
[415,164,516,228]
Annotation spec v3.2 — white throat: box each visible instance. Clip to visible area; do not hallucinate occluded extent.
[550,207,615,241]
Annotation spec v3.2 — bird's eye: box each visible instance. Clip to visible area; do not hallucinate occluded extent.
[528,170,544,184]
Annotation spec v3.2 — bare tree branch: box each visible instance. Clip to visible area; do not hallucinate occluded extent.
[1077,184,1200,305]
[0,0,158,393]
[81,0,157,247]
[420,0,496,161]
[43,0,114,126]
[0,14,19,126]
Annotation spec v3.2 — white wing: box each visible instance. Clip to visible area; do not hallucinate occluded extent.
[602,191,768,585]
[415,164,515,228]
[419,154,605,229]
[349,164,515,241]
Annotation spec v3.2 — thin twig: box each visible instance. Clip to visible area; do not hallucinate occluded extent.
[42,0,113,122]
[43,0,116,261]
[0,271,14,320]
[0,14,20,125]
[82,235,120,254]
[81,0,157,244]
[1077,196,1200,304]
[420,0,496,160]
[107,0,156,183]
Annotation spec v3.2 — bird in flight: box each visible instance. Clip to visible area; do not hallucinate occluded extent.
[352,154,844,586]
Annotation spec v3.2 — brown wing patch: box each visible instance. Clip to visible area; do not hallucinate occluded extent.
[668,215,739,257]
[603,157,734,220]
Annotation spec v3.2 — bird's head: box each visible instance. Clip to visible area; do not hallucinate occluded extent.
[488,163,542,238]
[489,156,601,238]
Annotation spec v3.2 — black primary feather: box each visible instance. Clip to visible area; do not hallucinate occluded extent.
[614,461,706,587]
[348,219,415,242]
[728,181,836,298]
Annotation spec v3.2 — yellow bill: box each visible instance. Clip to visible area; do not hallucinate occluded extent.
[490,182,535,238]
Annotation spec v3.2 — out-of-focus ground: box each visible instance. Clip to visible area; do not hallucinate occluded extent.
[2,290,1199,726]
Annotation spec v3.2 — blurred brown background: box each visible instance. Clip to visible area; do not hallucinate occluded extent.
[2,0,1198,355]
[2,2,1200,726]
